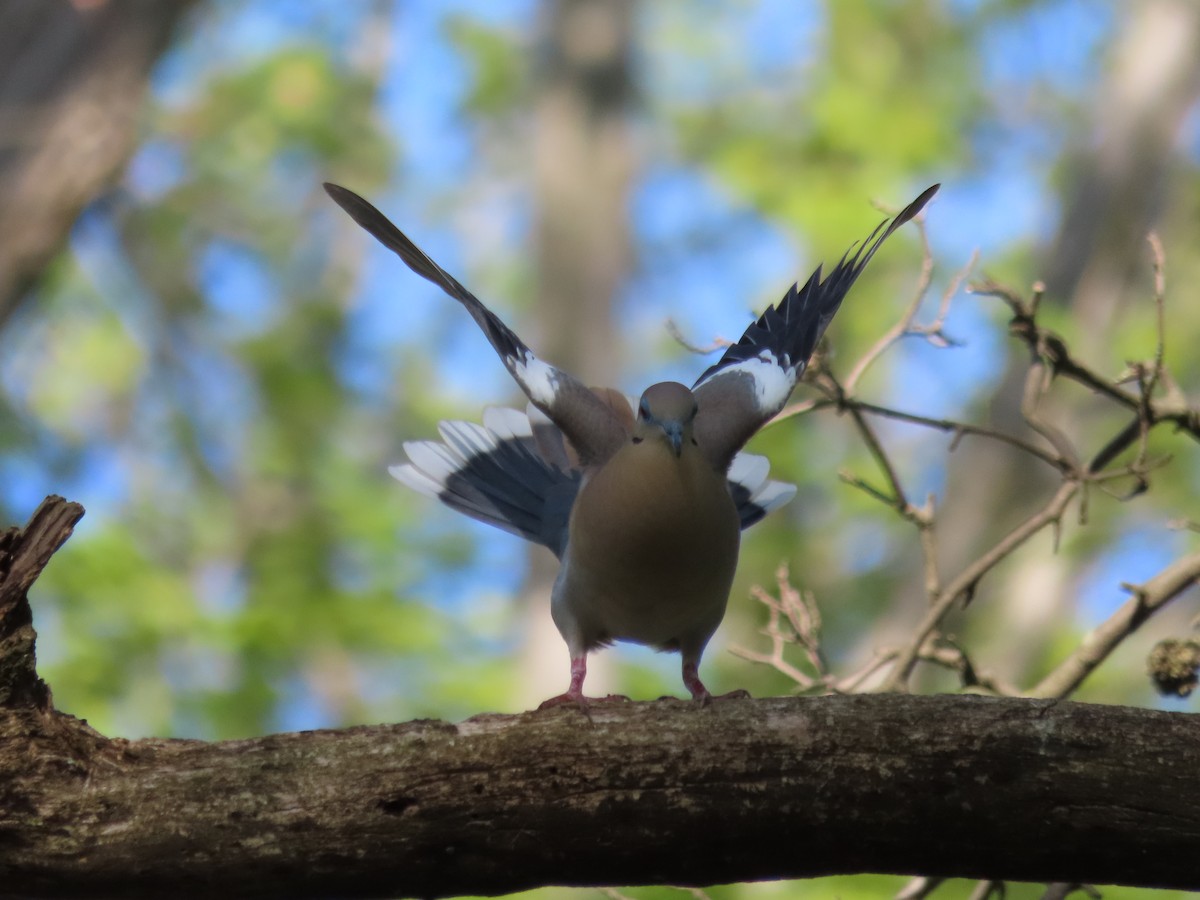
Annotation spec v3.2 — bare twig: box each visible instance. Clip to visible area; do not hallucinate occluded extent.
[664,318,731,356]
[1147,231,1167,385]
[831,648,899,693]
[895,876,945,900]
[974,277,1200,445]
[841,218,933,392]
[730,565,826,689]
[775,390,1068,471]
[843,246,976,395]
[918,638,1021,697]
[883,480,1080,691]
[1029,549,1200,699]
[967,880,1005,900]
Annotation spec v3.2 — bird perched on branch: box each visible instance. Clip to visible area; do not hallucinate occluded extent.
[325,181,938,708]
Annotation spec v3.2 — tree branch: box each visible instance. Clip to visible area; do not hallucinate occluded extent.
[0,495,85,710]
[2,695,1199,898]
[1029,548,1200,699]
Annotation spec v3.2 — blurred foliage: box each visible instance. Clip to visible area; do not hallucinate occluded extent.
[1,2,1199,897]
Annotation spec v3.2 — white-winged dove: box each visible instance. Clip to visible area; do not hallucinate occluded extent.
[325,181,938,708]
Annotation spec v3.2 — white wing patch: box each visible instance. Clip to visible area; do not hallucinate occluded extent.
[699,350,797,415]
[511,352,560,407]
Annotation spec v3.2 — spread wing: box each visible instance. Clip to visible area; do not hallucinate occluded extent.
[692,184,939,469]
[324,183,626,467]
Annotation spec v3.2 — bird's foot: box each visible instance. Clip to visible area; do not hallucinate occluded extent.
[535,656,633,712]
[536,692,631,712]
[687,687,751,707]
[711,688,751,702]
[682,660,751,706]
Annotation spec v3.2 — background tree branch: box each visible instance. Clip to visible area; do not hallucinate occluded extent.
[0,0,200,326]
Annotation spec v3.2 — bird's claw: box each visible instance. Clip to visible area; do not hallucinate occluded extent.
[536,692,631,712]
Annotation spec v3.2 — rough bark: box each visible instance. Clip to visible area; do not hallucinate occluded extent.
[4,499,1200,899]
[1,694,1199,898]
[0,496,84,710]
[0,0,200,326]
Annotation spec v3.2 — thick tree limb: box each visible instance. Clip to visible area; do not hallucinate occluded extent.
[1,694,1198,899]
[3,501,1198,899]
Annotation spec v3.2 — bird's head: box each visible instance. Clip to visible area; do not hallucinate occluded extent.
[634,381,699,457]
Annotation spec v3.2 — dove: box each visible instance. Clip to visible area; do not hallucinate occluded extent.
[325,181,937,707]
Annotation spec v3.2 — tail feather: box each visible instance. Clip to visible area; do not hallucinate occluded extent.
[392,410,582,557]
[727,451,798,528]
[392,409,797,555]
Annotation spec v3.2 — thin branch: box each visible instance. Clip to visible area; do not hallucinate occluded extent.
[1019,352,1079,471]
[664,318,731,356]
[883,480,1080,691]
[843,246,976,395]
[973,277,1200,445]
[895,876,945,900]
[918,638,1021,697]
[1147,231,1167,387]
[967,880,1005,900]
[841,219,934,393]
[730,566,826,689]
[1029,549,1200,699]
[918,493,941,601]
[832,648,899,693]
[774,392,1068,471]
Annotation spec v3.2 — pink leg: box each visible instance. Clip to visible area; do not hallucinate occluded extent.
[536,656,632,711]
[682,660,712,703]
[536,657,588,710]
[682,660,750,705]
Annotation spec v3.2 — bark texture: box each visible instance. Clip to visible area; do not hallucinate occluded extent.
[0,496,84,710]
[3,499,1199,899]
[1,693,1199,898]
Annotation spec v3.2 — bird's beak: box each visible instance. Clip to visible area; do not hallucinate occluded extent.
[662,421,684,457]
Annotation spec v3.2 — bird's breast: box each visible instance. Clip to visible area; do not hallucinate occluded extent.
[560,442,740,645]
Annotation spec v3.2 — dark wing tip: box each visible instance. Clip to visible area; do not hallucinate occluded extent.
[896,183,940,226]
[322,182,543,400]
[692,183,940,393]
[322,182,396,242]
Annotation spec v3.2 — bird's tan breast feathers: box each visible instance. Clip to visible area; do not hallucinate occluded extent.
[568,440,740,594]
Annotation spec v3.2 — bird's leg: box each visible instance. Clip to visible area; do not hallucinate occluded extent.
[536,656,589,710]
[682,659,712,704]
[537,656,632,711]
[682,659,750,704]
